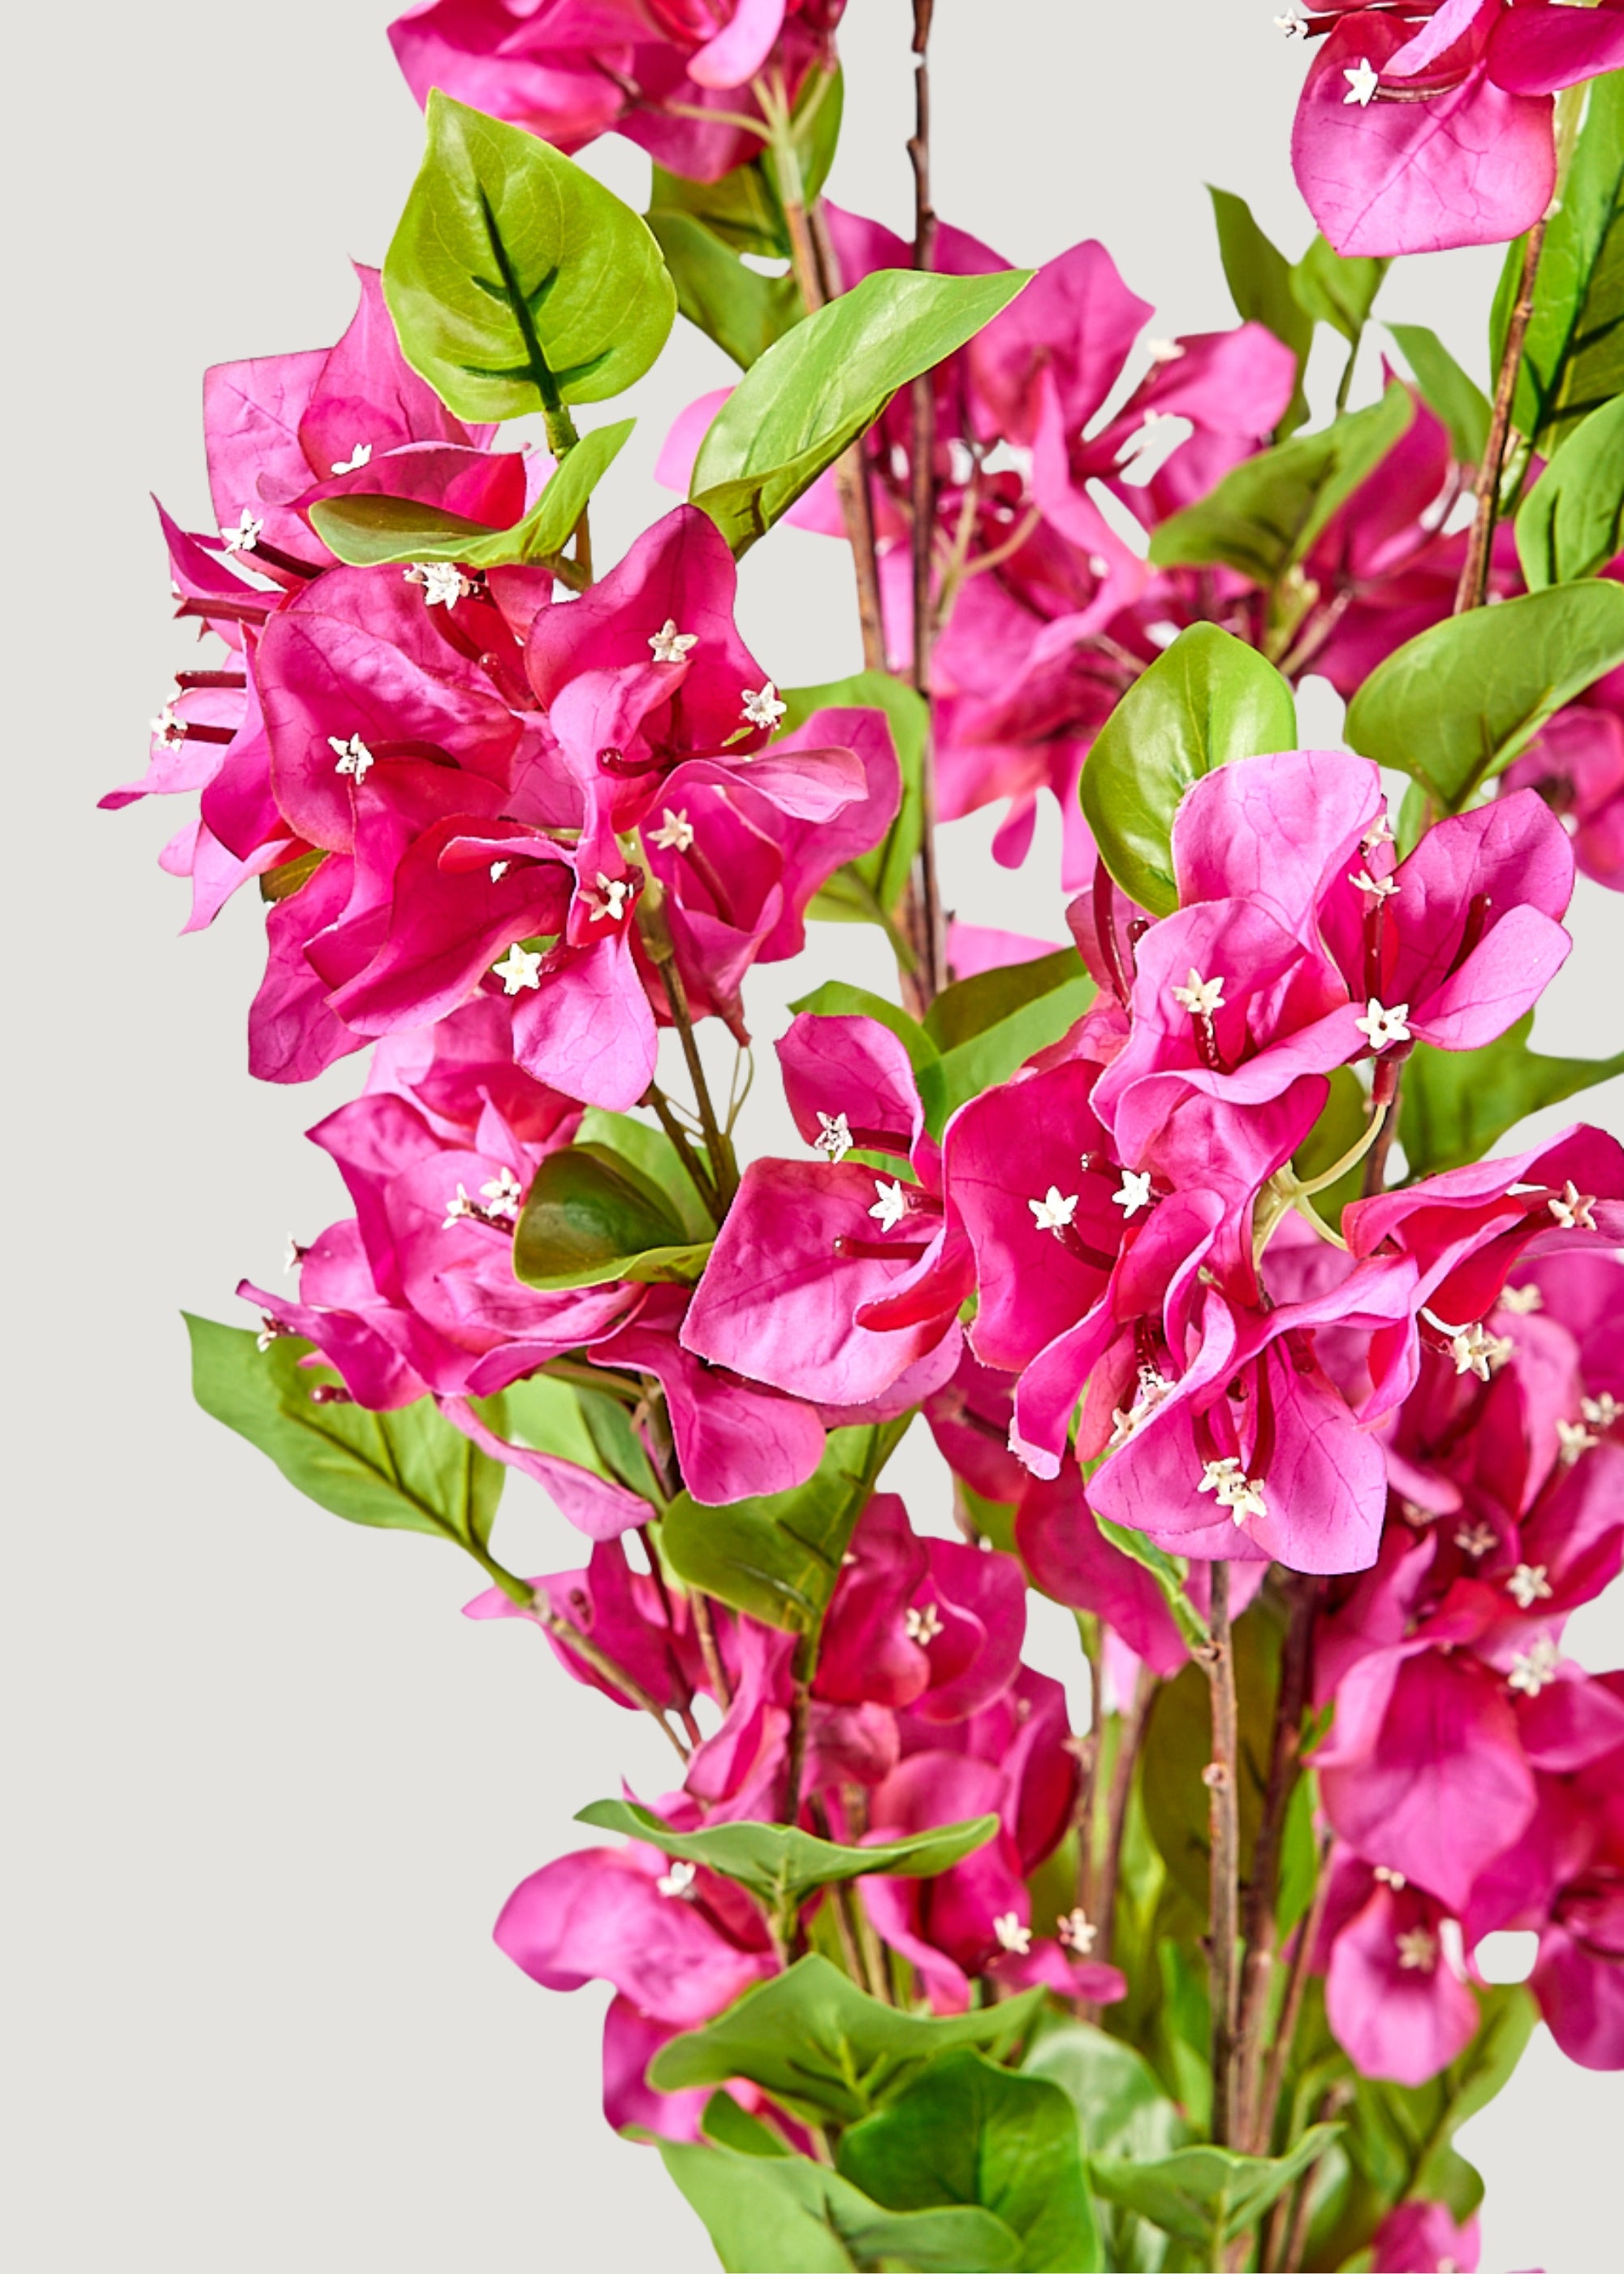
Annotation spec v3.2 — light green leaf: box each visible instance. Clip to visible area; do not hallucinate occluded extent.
[788,982,937,1074]
[650,1955,1044,2127]
[660,1422,896,1599]
[1089,2125,1342,2254]
[1148,384,1414,588]
[778,672,928,933]
[647,67,843,263]
[186,1316,502,1550]
[647,208,801,370]
[1080,623,1298,916]
[1024,2021,1190,2163]
[1208,187,1312,437]
[1386,322,1492,465]
[1344,580,1624,811]
[1516,395,1624,590]
[1291,1065,1370,1230]
[576,1798,996,1909]
[512,1143,710,1291]
[383,93,675,426]
[574,1109,716,1241]
[308,418,634,568]
[922,948,1082,1053]
[1292,234,1390,349]
[1401,1014,1624,1177]
[916,956,1095,1138]
[838,2050,1102,2273]
[690,267,1030,554]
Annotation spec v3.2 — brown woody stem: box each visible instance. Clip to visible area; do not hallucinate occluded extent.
[1453,218,1546,616]
[1236,1578,1318,2151]
[1202,1560,1241,2145]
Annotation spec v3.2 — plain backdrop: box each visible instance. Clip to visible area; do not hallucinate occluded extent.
[5,3,1622,2268]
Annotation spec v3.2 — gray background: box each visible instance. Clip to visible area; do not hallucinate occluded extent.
[5,2,1620,2266]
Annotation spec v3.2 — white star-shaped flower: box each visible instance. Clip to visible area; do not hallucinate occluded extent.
[814,1112,853,1164]
[1354,998,1411,1050]
[330,443,373,475]
[1373,1865,1407,1889]
[254,1315,286,1353]
[1548,1180,1597,1230]
[221,508,262,554]
[328,732,375,783]
[1172,968,1225,1017]
[1350,868,1398,901]
[149,705,185,748]
[905,1602,944,1645]
[650,806,694,853]
[1583,1391,1622,1430]
[481,1167,524,1221]
[405,560,472,607]
[1500,1283,1544,1316]
[1056,1907,1097,1953]
[1507,1636,1561,1697]
[1344,55,1380,106]
[1453,1520,1497,1559]
[992,1913,1032,1956]
[741,681,787,729]
[1505,1563,1553,1610]
[1029,1185,1079,1234]
[1396,1926,1438,1973]
[489,861,512,883]
[1362,810,1396,850]
[870,1178,909,1232]
[657,1859,698,1899]
[493,941,543,995]
[1199,1457,1242,1498]
[1449,1321,1511,1382]
[1556,1416,1599,1465]
[584,872,633,923]
[1146,338,1186,364]
[1113,1169,1154,1218]
[649,619,698,664]
[442,1183,476,1230]
[1274,6,1307,37]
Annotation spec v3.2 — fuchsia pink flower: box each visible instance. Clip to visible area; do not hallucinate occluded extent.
[1370,2198,1481,2272]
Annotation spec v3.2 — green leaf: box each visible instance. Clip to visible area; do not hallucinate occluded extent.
[1093,1514,1212,1653]
[1089,2126,1342,2255]
[308,417,634,568]
[512,1143,710,1291]
[777,672,929,932]
[1277,1770,1320,1943]
[660,1422,894,1601]
[700,2092,793,2158]
[788,982,937,1074]
[922,948,1080,1052]
[1148,383,1414,588]
[487,1370,665,1508]
[1401,1014,1624,1177]
[650,1954,1044,2127]
[647,68,843,264]
[1140,1607,1279,1911]
[1345,579,1624,811]
[574,1108,716,1241]
[1494,72,1624,452]
[1024,2021,1189,2162]
[1292,1065,1370,1230]
[186,1316,502,1550]
[838,2050,1101,2273]
[382,92,676,426]
[1516,394,1624,591]
[574,1798,997,1909]
[1413,1986,1538,2195]
[1208,188,1312,437]
[659,2138,1021,2274]
[1386,323,1492,465]
[690,267,1031,555]
[1292,235,1390,348]
[647,208,801,370]
[1080,623,1298,916]
[915,956,1095,1139]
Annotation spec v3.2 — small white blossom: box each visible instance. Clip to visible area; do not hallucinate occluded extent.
[149,705,185,748]
[1113,1169,1154,1218]
[814,1112,853,1164]
[493,941,543,994]
[1453,1520,1497,1559]
[1172,968,1226,1017]
[1557,1416,1599,1465]
[1582,1391,1622,1430]
[481,1167,524,1221]
[1506,1563,1553,1611]
[1350,867,1398,901]
[583,872,633,923]
[649,619,698,664]
[1146,338,1186,363]
[870,1178,909,1232]
[1057,1907,1097,1953]
[993,1913,1032,1956]
[1548,1180,1598,1231]
[1108,1367,1175,1451]
[1508,1636,1561,1697]
[1087,552,1111,577]
[905,1602,944,1645]
[1450,1321,1511,1382]
[489,861,512,883]
[1373,1865,1407,1889]
[1355,998,1412,1051]
[741,681,787,729]
[1500,1283,1544,1316]
[405,560,472,607]
[329,732,375,783]
[657,1859,698,1900]
[1274,6,1307,38]
[1199,1456,1268,1524]
[254,1316,286,1352]
[1029,1185,1080,1234]
[1344,56,1380,106]
[650,806,694,853]
[1362,809,1396,850]
[443,1184,476,1230]
[1396,1926,1438,1973]
[221,508,262,554]
[330,443,373,475]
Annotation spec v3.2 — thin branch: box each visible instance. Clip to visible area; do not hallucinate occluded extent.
[645,1081,721,1220]
[657,960,741,1208]
[1236,1578,1318,2152]
[690,1589,732,1715]
[535,1602,691,1765]
[1255,1831,1335,2164]
[1453,218,1546,616]
[1200,1560,1241,2146]
[1094,1662,1157,1980]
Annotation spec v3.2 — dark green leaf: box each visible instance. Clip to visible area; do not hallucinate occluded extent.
[659,2138,1021,2274]
[1208,187,1312,437]
[1386,322,1492,465]
[650,1954,1044,2127]
[574,1108,716,1240]
[660,1422,893,1601]
[1516,395,1624,590]
[259,847,326,904]
[691,268,1031,554]
[646,208,801,370]
[512,1143,710,1290]
[1291,1065,1371,1230]
[1080,623,1298,916]
[1141,1607,1279,1911]
[838,2050,1101,2272]
[575,1798,997,1909]
[186,1316,501,1550]
[383,93,675,425]
[916,957,1095,1138]
[1345,580,1624,811]
[308,417,634,568]
[788,982,937,1074]
[1089,2125,1342,2253]
[1292,235,1390,348]
[1401,1014,1624,1177]
[1148,383,1414,588]
[777,672,928,928]
[1494,72,1624,451]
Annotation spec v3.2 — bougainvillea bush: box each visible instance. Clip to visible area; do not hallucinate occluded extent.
[115,4,1624,2268]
